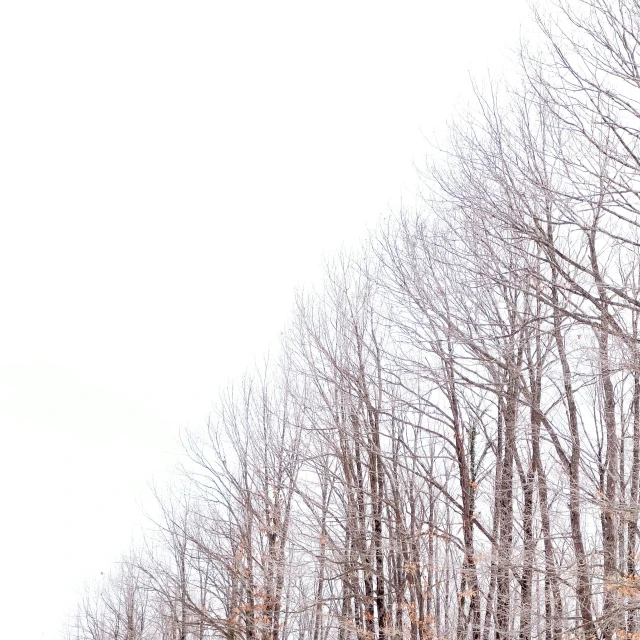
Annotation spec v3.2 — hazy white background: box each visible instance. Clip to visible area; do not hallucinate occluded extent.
[0,1,530,637]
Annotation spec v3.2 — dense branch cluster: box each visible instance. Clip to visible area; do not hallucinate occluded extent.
[66,1,640,639]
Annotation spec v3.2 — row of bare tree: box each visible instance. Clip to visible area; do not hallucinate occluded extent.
[65,1,640,638]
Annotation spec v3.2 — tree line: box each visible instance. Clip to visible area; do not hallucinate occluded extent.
[65,1,640,638]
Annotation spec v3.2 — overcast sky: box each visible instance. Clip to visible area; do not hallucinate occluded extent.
[0,1,531,637]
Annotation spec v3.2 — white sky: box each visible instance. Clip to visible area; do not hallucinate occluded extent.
[0,1,531,637]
